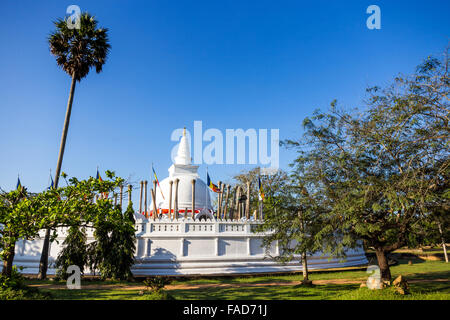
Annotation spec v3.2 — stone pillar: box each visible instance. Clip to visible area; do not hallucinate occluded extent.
[144,180,148,218]
[168,180,173,220]
[223,185,230,219]
[139,181,143,215]
[151,188,157,221]
[191,179,196,220]
[217,181,222,218]
[235,186,241,220]
[119,185,123,209]
[127,185,132,207]
[220,183,225,218]
[230,186,237,220]
[153,180,157,218]
[246,181,251,220]
[174,178,180,219]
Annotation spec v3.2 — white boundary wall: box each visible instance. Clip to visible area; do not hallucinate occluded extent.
[11,218,368,276]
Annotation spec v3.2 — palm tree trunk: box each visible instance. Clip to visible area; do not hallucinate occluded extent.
[38,74,76,279]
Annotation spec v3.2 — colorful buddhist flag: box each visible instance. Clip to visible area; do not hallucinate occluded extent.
[207,172,221,193]
[96,168,108,198]
[258,176,265,201]
[96,168,102,182]
[16,176,22,191]
[152,165,165,200]
[48,173,54,190]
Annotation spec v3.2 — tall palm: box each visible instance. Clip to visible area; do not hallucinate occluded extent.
[38,13,110,279]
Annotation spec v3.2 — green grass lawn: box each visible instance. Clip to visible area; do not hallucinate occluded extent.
[25,259,449,300]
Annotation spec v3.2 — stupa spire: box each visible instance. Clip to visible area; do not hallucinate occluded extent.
[174,127,191,165]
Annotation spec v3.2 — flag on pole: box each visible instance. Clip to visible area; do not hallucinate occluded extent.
[48,174,54,190]
[96,168,108,198]
[16,176,22,191]
[258,176,265,201]
[96,168,102,182]
[152,164,165,200]
[207,172,221,193]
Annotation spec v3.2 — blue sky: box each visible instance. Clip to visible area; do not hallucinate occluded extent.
[0,0,449,206]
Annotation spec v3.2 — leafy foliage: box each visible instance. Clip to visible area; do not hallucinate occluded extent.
[281,50,449,280]
[141,276,175,300]
[0,266,52,300]
[49,13,110,81]
[55,226,88,280]
[143,276,173,292]
[87,203,136,280]
[233,167,289,219]
[0,172,123,277]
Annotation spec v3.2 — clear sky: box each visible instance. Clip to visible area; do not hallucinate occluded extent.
[0,0,449,207]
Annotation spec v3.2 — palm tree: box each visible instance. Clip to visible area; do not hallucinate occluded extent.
[38,13,110,279]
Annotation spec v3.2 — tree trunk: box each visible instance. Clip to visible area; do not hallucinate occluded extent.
[2,243,16,277]
[438,222,448,263]
[374,247,391,282]
[38,74,77,280]
[301,252,309,281]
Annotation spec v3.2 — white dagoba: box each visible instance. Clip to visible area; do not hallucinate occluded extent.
[153,128,213,218]
[8,128,368,276]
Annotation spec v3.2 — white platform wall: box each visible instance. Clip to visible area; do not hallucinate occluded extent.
[11,218,368,276]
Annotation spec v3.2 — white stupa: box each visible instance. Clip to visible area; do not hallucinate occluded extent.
[152,128,214,219]
[9,128,368,276]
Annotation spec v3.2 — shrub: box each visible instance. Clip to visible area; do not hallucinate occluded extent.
[139,276,175,300]
[140,290,175,300]
[0,266,25,290]
[0,266,52,300]
[143,276,173,292]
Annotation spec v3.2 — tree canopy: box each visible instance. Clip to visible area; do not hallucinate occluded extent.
[273,51,449,281]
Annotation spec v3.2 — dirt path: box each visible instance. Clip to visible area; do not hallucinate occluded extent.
[28,278,449,291]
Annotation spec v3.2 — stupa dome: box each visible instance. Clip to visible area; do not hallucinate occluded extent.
[153,128,213,217]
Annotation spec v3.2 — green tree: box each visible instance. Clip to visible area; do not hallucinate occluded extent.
[0,188,41,277]
[1,173,122,278]
[40,12,111,279]
[233,167,288,218]
[54,226,88,280]
[255,173,340,283]
[88,202,136,280]
[283,52,449,281]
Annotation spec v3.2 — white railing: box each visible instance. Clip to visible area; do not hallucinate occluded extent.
[135,218,264,236]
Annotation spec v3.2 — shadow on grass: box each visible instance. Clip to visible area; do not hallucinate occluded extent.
[168,284,361,300]
[399,270,450,282]
[39,289,140,300]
